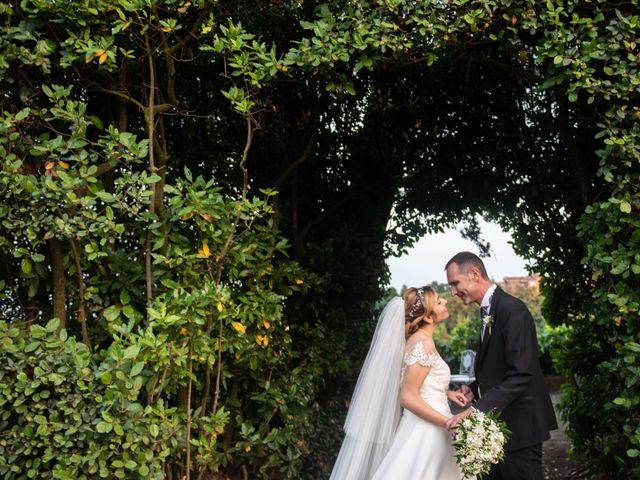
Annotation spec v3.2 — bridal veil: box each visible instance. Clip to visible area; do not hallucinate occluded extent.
[330,297,406,480]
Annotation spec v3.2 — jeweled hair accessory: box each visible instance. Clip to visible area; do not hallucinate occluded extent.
[408,288,425,319]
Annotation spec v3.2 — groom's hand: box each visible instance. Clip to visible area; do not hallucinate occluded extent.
[447,390,468,407]
[460,384,475,403]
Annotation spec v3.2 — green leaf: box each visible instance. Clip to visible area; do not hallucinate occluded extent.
[620,201,631,213]
[123,345,140,359]
[25,341,40,352]
[21,258,33,274]
[15,108,31,121]
[138,466,150,476]
[119,290,131,305]
[96,421,113,433]
[103,305,121,322]
[45,318,60,333]
[96,191,114,202]
[130,361,144,376]
[89,115,104,129]
[27,280,39,299]
[100,372,112,385]
[122,304,136,319]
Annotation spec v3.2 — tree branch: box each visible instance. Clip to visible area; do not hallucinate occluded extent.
[273,113,319,190]
[68,238,91,349]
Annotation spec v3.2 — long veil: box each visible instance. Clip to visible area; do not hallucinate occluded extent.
[330,297,406,480]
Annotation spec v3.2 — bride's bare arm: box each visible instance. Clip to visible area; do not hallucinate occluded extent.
[399,340,449,428]
[400,364,449,428]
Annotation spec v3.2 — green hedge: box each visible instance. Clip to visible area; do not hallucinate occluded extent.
[0,319,179,480]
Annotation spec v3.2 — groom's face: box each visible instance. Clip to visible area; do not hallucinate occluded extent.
[446,263,480,305]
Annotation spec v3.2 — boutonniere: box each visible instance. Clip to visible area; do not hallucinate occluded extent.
[482,314,494,334]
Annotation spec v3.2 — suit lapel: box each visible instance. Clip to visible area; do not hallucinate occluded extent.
[476,287,502,366]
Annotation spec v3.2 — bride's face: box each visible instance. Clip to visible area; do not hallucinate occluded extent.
[430,295,449,323]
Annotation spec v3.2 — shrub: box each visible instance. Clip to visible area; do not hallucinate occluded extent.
[439,315,478,370]
[0,319,179,480]
[537,323,571,376]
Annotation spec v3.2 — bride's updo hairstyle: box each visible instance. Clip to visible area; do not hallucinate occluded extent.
[403,286,437,338]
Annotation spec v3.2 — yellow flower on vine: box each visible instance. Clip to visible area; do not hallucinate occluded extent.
[198,243,211,258]
[231,322,246,334]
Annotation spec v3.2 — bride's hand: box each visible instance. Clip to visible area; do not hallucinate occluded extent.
[446,408,475,430]
[447,390,468,407]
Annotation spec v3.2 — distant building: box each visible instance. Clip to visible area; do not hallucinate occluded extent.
[498,274,540,296]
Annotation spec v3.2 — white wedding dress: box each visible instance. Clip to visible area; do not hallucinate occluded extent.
[371,342,473,480]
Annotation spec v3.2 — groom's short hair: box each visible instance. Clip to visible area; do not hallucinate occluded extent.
[445,251,489,280]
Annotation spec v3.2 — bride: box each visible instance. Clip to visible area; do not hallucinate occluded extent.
[330,286,473,480]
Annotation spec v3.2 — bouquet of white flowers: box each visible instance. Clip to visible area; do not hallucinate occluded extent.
[453,411,510,478]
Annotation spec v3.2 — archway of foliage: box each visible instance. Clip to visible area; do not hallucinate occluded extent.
[0,1,638,479]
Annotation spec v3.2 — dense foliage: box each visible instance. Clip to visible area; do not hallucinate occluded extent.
[0,319,179,479]
[0,0,638,478]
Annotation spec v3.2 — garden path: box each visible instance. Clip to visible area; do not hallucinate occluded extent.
[543,391,583,480]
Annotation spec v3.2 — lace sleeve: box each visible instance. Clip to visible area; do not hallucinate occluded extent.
[404,341,439,368]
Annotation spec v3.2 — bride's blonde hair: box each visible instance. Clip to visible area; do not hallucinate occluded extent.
[403,286,437,338]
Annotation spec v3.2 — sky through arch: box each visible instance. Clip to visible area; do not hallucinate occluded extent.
[387,219,529,291]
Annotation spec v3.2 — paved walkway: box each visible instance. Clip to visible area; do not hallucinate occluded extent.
[543,392,583,480]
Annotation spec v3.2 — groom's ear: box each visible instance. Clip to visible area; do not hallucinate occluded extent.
[469,266,481,280]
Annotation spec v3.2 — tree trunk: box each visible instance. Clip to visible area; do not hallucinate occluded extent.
[48,238,66,331]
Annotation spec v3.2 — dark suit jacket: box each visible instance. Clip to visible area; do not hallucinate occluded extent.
[472,287,558,451]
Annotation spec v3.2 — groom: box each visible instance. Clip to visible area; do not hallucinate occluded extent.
[444,252,557,480]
